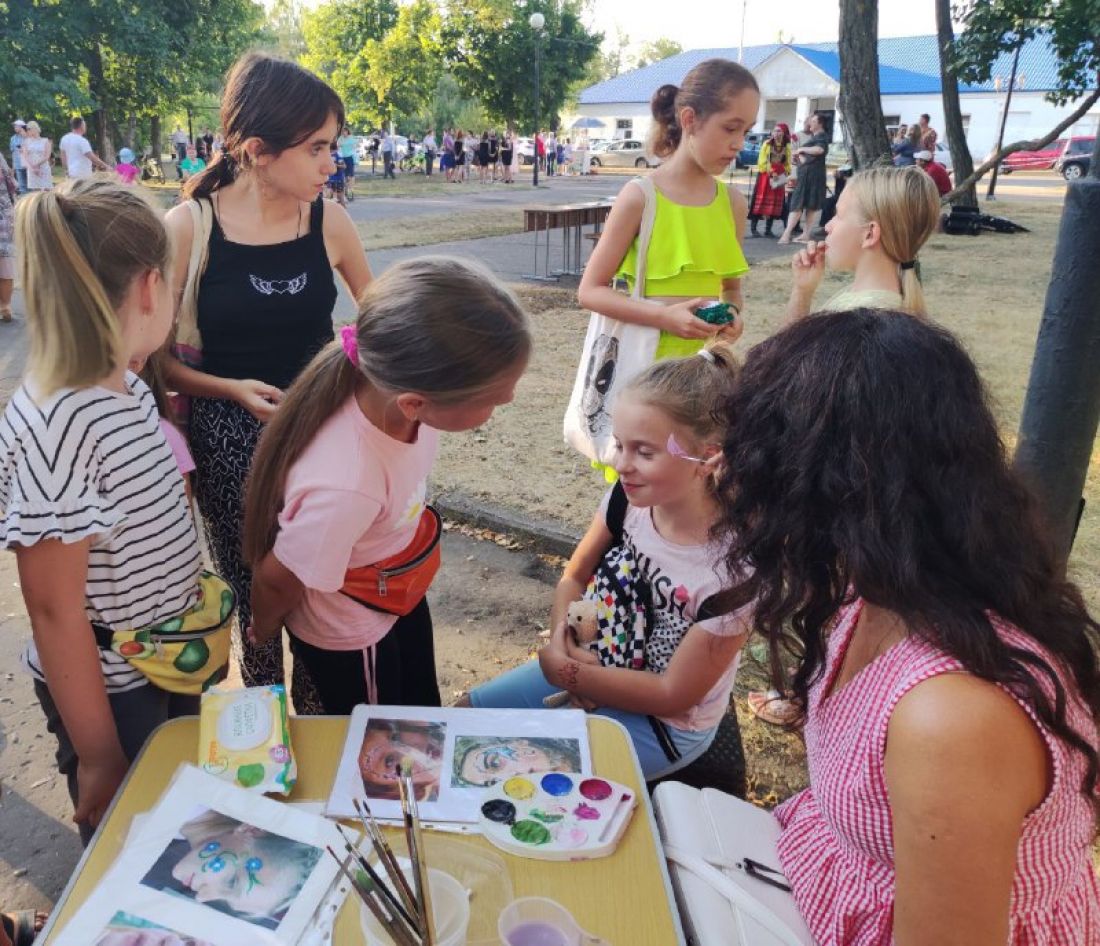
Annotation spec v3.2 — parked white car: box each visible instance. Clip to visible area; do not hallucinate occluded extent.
[588,139,660,169]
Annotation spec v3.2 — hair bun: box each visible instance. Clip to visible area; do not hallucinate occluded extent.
[651,84,679,122]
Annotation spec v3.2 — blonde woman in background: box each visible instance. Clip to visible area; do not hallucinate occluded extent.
[22,122,53,191]
[785,166,941,323]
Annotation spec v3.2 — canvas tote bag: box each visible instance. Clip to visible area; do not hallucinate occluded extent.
[563,176,660,465]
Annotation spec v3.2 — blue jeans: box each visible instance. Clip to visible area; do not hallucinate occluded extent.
[15,167,27,192]
[469,659,716,779]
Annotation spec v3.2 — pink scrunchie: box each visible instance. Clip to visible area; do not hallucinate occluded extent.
[340,324,359,366]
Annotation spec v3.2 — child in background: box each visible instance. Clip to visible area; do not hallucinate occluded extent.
[131,351,196,501]
[576,58,756,481]
[178,144,206,183]
[243,257,531,715]
[785,165,940,323]
[325,148,347,206]
[115,148,140,186]
[0,179,207,842]
[465,346,750,779]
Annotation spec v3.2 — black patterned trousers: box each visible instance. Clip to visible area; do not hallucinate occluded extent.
[190,396,284,688]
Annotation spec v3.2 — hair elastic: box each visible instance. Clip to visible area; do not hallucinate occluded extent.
[900,260,917,270]
[698,349,716,364]
[339,324,359,365]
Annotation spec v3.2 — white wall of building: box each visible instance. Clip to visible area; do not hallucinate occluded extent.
[882,91,1099,159]
[570,62,1099,160]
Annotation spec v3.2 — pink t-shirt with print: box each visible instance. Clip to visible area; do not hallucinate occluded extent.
[597,488,750,731]
[273,396,440,650]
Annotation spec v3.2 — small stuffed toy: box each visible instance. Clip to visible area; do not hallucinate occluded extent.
[565,599,598,646]
[543,599,599,708]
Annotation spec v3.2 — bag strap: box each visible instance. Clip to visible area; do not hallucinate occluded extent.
[176,198,213,351]
[663,844,809,946]
[604,480,629,543]
[630,176,658,301]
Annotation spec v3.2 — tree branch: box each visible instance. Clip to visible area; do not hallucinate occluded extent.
[943,86,1100,202]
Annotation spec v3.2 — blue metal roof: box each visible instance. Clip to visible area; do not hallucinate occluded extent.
[578,33,1073,105]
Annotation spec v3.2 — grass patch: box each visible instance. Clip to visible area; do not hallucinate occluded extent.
[355,208,523,251]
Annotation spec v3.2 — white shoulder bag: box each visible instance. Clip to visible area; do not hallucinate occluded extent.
[563,176,661,465]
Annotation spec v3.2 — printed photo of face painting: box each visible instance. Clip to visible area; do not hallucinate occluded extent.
[140,808,323,931]
[480,773,637,861]
[93,910,220,946]
[359,718,445,802]
[451,736,582,789]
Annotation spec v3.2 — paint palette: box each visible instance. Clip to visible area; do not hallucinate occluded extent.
[477,771,637,861]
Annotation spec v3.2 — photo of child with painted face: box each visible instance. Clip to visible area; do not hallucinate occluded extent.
[140,809,323,931]
[451,736,582,789]
[359,719,445,802]
[93,911,219,946]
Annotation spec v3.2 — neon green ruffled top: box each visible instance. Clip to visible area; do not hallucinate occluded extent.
[615,181,750,299]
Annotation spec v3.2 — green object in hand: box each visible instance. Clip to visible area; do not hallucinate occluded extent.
[695,302,734,325]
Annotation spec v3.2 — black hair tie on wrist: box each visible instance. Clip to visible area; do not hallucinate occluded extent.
[900,260,917,270]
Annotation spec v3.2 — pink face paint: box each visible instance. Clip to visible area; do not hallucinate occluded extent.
[665,433,706,464]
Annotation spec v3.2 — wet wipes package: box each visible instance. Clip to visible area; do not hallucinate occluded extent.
[199,685,297,795]
[478,771,637,861]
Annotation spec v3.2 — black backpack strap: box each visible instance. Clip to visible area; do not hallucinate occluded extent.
[604,480,629,544]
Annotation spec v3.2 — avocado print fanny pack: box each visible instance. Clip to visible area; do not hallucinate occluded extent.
[93,571,235,695]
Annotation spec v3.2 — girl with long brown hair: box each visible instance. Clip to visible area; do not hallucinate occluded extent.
[163,52,373,690]
[243,257,530,714]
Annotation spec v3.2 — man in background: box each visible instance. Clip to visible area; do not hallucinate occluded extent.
[59,116,108,178]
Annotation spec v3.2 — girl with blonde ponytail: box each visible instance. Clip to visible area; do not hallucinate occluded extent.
[785,165,941,322]
[1,179,207,843]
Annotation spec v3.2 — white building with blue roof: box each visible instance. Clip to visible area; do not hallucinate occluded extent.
[571,34,1098,160]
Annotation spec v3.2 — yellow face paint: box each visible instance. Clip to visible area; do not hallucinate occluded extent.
[503,776,536,800]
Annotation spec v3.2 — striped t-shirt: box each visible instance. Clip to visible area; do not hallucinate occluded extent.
[0,373,202,693]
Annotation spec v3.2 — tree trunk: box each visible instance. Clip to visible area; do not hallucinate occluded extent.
[151,116,162,160]
[838,0,891,168]
[86,42,111,159]
[935,0,977,208]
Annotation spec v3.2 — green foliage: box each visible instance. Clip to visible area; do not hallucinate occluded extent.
[422,74,488,135]
[633,38,683,69]
[267,0,308,61]
[362,0,444,127]
[301,0,399,128]
[952,0,1100,105]
[441,0,601,131]
[0,0,264,148]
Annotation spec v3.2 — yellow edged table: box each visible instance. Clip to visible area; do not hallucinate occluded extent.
[39,715,686,945]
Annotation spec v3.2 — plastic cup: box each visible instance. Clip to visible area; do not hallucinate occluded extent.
[498,897,607,946]
[360,866,470,946]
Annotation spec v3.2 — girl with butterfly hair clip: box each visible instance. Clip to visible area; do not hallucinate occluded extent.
[465,345,752,780]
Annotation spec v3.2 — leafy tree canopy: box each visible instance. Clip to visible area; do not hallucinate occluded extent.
[952,0,1100,105]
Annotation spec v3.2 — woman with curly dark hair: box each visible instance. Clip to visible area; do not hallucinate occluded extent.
[716,309,1100,944]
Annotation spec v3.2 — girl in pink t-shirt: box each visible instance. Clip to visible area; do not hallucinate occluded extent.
[243,257,531,714]
[465,345,751,780]
[132,351,195,500]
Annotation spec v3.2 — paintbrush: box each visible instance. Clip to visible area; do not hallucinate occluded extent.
[398,761,435,946]
[326,845,420,946]
[402,760,437,946]
[333,822,421,935]
[354,796,420,922]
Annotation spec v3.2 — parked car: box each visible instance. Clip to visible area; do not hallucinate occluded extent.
[1000,138,1067,173]
[1055,136,1095,180]
[516,137,535,165]
[734,132,767,169]
[587,139,659,169]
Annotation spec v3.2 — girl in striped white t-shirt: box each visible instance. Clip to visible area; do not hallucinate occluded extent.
[0,179,205,843]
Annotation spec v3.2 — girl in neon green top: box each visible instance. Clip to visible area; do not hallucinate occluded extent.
[579,59,758,446]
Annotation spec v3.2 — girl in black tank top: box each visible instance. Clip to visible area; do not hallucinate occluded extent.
[199,197,336,391]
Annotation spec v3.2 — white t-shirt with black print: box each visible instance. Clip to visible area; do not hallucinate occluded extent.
[597,488,749,731]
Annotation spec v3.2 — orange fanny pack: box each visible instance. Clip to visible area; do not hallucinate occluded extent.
[340,506,443,616]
